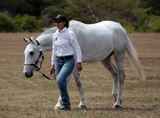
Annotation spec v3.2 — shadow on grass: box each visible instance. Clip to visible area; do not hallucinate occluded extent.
[72,105,159,112]
[1,104,159,113]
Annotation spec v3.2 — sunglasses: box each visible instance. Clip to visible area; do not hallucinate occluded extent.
[55,20,62,23]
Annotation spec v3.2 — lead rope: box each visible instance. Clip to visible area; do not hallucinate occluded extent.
[37,70,56,80]
[38,70,56,80]
[35,55,56,80]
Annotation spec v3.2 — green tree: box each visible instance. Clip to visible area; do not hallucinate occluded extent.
[141,0,160,16]
[14,14,43,32]
[41,0,66,26]
[64,0,145,23]
[63,0,146,32]
[0,12,15,32]
[0,0,159,32]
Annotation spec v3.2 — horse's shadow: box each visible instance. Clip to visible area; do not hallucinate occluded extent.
[72,106,153,112]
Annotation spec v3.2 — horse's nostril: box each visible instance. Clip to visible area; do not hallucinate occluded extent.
[24,72,29,77]
[25,72,28,77]
[24,72,33,78]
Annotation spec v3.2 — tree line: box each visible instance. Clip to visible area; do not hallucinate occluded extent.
[0,0,160,32]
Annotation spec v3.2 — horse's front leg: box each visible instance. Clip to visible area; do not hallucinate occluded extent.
[54,69,86,109]
[73,68,86,108]
[54,96,63,109]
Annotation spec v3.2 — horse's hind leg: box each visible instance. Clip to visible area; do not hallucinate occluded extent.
[73,68,86,108]
[101,55,119,107]
[113,52,125,108]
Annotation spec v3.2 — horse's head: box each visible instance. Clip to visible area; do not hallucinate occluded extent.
[23,37,44,78]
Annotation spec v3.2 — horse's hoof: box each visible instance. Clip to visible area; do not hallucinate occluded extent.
[113,105,122,109]
[79,105,87,109]
[54,106,60,110]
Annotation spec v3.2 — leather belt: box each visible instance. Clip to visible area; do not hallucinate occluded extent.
[56,55,73,60]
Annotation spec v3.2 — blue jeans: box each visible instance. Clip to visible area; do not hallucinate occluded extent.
[55,57,75,107]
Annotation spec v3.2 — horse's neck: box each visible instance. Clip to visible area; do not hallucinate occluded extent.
[37,34,52,52]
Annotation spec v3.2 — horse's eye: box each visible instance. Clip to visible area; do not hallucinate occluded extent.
[30,51,34,55]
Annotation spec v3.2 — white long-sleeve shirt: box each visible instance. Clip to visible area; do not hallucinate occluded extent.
[51,27,82,65]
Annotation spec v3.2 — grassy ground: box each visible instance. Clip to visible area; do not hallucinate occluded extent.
[0,33,159,118]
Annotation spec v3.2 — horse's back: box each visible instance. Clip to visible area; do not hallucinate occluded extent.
[69,20,119,62]
[70,20,123,31]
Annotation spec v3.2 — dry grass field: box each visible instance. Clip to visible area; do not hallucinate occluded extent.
[0,33,159,118]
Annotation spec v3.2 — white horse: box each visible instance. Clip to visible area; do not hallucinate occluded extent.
[23,20,145,109]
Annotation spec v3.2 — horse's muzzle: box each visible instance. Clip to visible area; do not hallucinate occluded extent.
[24,71,33,78]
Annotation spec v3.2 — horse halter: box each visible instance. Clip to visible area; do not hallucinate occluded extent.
[24,40,44,71]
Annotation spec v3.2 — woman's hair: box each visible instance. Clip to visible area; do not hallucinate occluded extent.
[65,19,69,28]
[54,14,69,28]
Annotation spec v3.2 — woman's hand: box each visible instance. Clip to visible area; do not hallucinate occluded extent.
[50,65,55,75]
[77,62,83,71]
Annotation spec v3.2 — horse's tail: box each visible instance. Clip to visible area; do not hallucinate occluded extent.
[126,36,146,80]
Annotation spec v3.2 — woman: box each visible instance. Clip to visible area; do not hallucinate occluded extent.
[50,14,83,111]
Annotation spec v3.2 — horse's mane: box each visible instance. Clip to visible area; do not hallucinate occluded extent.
[39,27,57,36]
[38,20,85,38]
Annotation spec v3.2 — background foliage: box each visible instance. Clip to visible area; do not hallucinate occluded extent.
[0,0,160,32]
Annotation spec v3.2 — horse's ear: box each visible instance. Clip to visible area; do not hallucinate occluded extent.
[23,37,30,44]
[23,37,27,43]
[23,37,32,44]
[29,37,33,43]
